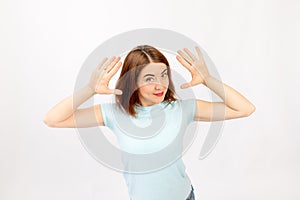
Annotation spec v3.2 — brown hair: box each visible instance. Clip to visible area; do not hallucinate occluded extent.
[115,45,177,118]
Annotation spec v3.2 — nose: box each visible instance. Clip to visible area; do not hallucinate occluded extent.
[154,77,168,88]
[155,83,164,90]
[155,80,169,91]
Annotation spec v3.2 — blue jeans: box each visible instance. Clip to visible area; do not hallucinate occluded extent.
[186,185,195,200]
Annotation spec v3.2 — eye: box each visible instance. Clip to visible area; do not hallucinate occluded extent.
[161,72,168,78]
[145,77,154,82]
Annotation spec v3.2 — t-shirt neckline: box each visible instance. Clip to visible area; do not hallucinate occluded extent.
[135,102,164,111]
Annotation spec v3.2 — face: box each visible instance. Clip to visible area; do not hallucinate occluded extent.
[136,62,169,107]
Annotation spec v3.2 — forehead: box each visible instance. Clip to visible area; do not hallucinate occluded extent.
[140,62,167,74]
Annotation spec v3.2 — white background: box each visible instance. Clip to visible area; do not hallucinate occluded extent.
[1,0,299,199]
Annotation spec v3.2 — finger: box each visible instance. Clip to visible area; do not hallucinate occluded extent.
[106,88,123,95]
[177,50,193,64]
[183,48,197,61]
[195,46,204,61]
[97,57,109,70]
[107,60,122,80]
[180,82,192,89]
[176,55,193,72]
[102,56,116,71]
[113,89,123,95]
[106,56,121,73]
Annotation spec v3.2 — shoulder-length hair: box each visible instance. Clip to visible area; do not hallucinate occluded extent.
[115,45,177,118]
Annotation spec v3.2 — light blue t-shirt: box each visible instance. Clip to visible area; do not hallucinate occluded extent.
[100,99,196,200]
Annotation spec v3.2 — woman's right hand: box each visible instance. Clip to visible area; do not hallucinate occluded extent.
[88,56,123,95]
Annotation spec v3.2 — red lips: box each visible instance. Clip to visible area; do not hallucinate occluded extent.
[154,92,164,97]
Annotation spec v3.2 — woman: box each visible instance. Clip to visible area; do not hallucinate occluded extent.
[44,45,255,200]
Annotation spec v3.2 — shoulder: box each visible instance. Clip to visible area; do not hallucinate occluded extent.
[99,102,127,127]
[100,102,126,115]
[162,99,196,124]
[172,99,196,118]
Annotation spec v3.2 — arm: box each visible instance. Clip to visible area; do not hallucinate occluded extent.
[43,85,104,128]
[195,76,255,121]
[43,56,122,128]
[177,46,256,122]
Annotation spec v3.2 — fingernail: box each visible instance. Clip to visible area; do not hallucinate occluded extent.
[116,90,122,95]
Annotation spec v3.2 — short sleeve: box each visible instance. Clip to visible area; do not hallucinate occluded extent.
[179,99,196,124]
[99,103,114,128]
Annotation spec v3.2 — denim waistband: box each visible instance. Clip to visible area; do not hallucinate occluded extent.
[186,185,194,200]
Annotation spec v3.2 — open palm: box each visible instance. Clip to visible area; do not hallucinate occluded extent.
[88,56,123,95]
[176,46,211,89]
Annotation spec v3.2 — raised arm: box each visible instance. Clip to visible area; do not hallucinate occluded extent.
[43,56,123,128]
[176,46,255,121]
[194,76,255,121]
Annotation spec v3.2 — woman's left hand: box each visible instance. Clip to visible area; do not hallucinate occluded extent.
[176,46,211,89]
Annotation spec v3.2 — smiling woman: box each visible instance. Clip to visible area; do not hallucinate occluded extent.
[136,63,170,106]
[115,45,177,117]
[44,44,255,200]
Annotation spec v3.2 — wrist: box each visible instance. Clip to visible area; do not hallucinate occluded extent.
[203,75,212,86]
[86,84,96,95]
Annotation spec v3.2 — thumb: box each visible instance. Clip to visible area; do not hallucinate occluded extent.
[113,89,123,95]
[180,82,192,89]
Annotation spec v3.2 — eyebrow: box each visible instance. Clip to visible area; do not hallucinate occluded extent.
[143,68,168,78]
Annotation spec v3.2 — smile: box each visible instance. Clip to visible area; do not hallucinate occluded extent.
[154,92,164,97]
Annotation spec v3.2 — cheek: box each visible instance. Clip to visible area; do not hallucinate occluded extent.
[138,85,153,95]
[166,79,170,86]
[161,79,169,88]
